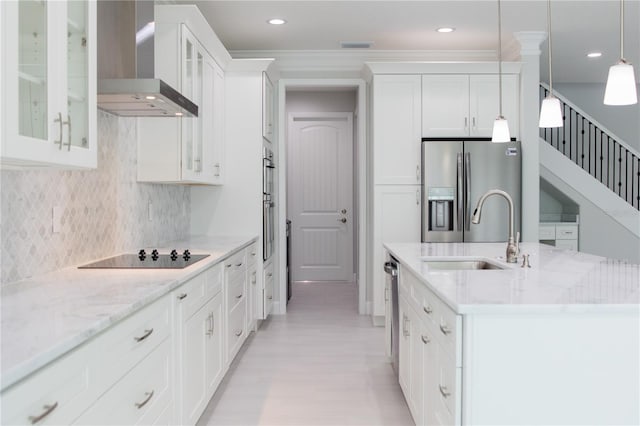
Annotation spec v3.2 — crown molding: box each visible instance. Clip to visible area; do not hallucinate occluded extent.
[229,49,497,73]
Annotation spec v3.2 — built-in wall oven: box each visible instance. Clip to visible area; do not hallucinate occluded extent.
[263,147,275,261]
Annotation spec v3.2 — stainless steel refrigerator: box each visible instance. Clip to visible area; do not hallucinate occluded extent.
[421,138,521,243]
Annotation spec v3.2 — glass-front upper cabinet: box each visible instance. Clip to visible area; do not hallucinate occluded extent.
[1,0,96,169]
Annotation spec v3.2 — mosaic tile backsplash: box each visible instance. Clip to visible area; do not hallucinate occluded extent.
[1,112,191,284]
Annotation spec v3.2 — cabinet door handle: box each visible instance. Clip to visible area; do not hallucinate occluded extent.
[439,385,451,398]
[178,293,187,300]
[236,293,243,299]
[206,313,214,336]
[267,272,273,277]
[439,324,452,335]
[267,295,273,300]
[402,315,410,337]
[416,165,420,182]
[421,335,430,344]
[236,262,243,267]
[472,117,476,129]
[235,329,243,337]
[226,263,232,268]
[384,287,389,302]
[194,158,202,172]
[134,391,154,409]
[464,117,468,130]
[416,189,420,206]
[54,112,63,149]
[134,328,154,342]
[28,402,58,424]
[214,163,221,177]
[423,305,433,314]
[64,114,71,151]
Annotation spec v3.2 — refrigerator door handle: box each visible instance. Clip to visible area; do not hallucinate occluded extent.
[465,152,471,231]
[457,153,464,232]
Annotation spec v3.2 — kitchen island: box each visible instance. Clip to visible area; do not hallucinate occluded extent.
[384,242,639,426]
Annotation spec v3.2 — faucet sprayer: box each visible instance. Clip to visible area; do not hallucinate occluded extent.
[471,189,520,263]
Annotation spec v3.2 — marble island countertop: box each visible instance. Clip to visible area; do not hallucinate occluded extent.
[384,242,640,315]
[0,235,258,392]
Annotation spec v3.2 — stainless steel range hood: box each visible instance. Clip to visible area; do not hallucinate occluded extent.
[97,0,198,117]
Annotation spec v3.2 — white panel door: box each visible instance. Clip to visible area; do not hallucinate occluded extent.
[288,113,353,282]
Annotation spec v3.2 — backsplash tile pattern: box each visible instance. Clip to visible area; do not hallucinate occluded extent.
[1,112,190,284]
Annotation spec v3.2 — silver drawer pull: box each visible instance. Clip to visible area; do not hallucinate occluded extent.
[235,329,243,337]
[134,390,154,409]
[439,385,451,398]
[226,264,232,268]
[236,293,243,299]
[236,263,243,267]
[134,328,154,342]
[267,295,273,300]
[251,252,256,256]
[423,305,433,314]
[178,293,187,300]
[267,273,273,277]
[421,335,430,344]
[440,324,452,335]
[28,402,58,424]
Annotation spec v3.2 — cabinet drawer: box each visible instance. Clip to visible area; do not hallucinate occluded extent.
[555,225,578,240]
[555,239,578,250]
[434,345,461,425]
[436,299,462,365]
[538,225,556,240]
[175,272,207,320]
[90,295,171,391]
[227,299,247,361]
[74,339,172,425]
[224,250,247,275]
[246,243,258,267]
[205,262,223,299]
[227,274,246,312]
[1,345,94,425]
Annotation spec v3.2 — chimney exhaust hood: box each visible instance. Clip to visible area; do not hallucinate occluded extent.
[97,0,198,117]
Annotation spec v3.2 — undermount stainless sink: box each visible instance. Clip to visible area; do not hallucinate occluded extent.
[422,259,506,271]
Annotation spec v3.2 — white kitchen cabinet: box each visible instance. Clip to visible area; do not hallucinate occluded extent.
[138,19,224,185]
[223,250,248,364]
[174,262,224,426]
[372,74,422,185]
[372,185,421,318]
[1,0,97,168]
[246,243,259,330]
[262,260,275,320]
[422,74,519,139]
[262,72,274,142]
[539,223,579,250]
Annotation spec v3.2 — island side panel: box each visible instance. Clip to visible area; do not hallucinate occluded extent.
[462,312,640,425]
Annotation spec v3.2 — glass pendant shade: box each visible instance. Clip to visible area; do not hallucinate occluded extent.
[604,61,638,105]
[539,95,564,127]
[491,116,511,143]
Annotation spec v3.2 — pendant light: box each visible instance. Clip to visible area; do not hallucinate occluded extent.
[492,0,511,143]
[539,0,563,127]
[604,0,638,105]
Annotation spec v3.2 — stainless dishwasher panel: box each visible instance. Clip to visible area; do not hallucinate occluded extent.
[384,258,399,377]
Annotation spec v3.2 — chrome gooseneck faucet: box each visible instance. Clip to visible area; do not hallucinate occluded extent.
[471,189,520,263]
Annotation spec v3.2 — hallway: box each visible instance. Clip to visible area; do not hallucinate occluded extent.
[197,282,414,425]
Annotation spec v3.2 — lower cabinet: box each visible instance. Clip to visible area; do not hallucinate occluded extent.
[397,264,462,426]
[177,291,223,425]
[262,260,274,319]
[1,243,258,426]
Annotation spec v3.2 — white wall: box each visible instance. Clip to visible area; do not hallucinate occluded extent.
[554,83,640,153]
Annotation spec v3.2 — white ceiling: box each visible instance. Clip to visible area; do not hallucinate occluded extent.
[178,0,640,83]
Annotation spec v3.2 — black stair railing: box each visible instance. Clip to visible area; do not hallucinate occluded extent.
[539,83,640,211]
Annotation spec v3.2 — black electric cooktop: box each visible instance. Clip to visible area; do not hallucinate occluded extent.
[79,250,209,269]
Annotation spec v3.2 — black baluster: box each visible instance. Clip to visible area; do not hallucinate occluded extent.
[581,117,585,169]
[599,131,604,183]
[636,157,640,210]
[625,148,628,204]
[618,144,622,197]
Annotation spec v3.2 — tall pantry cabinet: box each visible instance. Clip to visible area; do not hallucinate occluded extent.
[370,74,423,322]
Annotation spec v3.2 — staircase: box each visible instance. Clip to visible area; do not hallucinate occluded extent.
[539,83,639,212]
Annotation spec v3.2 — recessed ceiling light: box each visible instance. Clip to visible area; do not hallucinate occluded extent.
[268,18,286,25]
[587,52,602,58]
[436,27,455,33]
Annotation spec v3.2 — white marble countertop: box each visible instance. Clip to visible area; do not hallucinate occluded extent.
[384,242,640,315]
[0,235,258,391]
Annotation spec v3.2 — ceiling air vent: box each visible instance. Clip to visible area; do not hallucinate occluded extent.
[340,41,373,49]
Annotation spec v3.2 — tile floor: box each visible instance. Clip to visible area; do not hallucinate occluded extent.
[197,281,414,426]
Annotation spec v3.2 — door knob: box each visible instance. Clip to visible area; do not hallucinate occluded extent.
[341,209,347,214]
[338,218,347,223]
